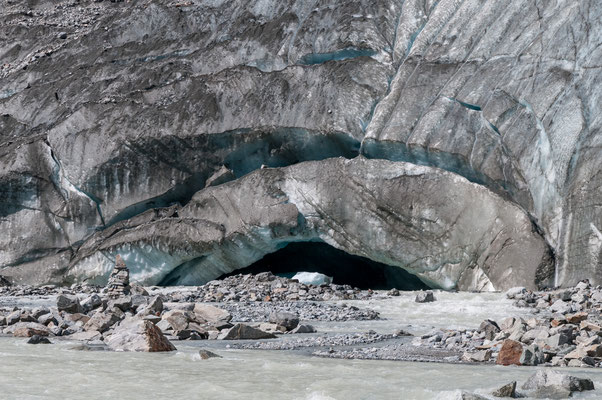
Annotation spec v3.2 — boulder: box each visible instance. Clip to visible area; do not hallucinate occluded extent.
[69,330,102,341]
[142,315,162,324]
[31,307,50,319]
[565,312,588,324]
[193,304,231,324]
[106,318,176,352]
[584,344,602,357]
[258,323,287,333]
[492,381,516,398]
[65,313,91,324]
[162,310,193,331]
[519,344,544,366]
[80,294,102,312]
[108,296,132,312]
[137,295,163,316]
[84,311,121,333]
[218,324,277,340]
[496,340,523,366]
[27,335,51,344]
[462,350,492,362]
[12,322,50,337]
[521,370,594,394]
[546,333,570,348]
[550,300,572,314]
[5,311,20,325]
[291,324,316,334]
[38,313,58,326]
[520,328,549,344]
[505,287,527,299]
[16,310,36,323]
[130,294,148,310]
[580,320,601,331]
[56,294,82,314]
[415,290,436,303]
[478,319,500,341]
[268,312,299,331]
[130,284,149,296]
[499,317,519,332]
[199,349,222,360]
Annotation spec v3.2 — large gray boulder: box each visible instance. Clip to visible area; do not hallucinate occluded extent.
[193,304,231,325]
[218,324,277,340]
[268,312,299,331]
[105,318,176,352]
[521,370,594,397]
[56,294,82,314]
[84,311,122,333]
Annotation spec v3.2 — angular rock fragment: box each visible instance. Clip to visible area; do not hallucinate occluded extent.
[27,335,51,344]
[80,294,102,313]
[106,318,176,352]
[84,311,122,333]
[199,349,222,360]
[478,319,500,341]
[496,340,523,366]
[521,370,594,395]
[268,312,299,331]
[291,324,316,334]
[218,324,277,340]
[56,294,82,314]
[415,291,436,303]
[12,322,50,337]
[492,381,516,398]
[69,330,102,342]
[193,304,231,324]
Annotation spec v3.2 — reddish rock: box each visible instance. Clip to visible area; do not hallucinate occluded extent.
[13,323,50,337]
[566,312,588,324]
[551,319,566,327]
[496,339,523,366]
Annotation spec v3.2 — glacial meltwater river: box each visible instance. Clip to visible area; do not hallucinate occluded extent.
[1,291,601,400]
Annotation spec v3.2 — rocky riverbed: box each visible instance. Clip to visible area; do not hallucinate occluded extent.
[412,282,602,369]
[0,270,601,399]
[0,268,390,351]
[2,268,602,372]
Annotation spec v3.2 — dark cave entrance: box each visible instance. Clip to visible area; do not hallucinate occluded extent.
[219,242,430,290]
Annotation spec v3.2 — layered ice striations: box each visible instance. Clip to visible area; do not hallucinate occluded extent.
[0,0,599,288]
[66,158,554,291]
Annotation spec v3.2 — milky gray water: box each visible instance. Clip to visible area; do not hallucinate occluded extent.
[1,291,601,400]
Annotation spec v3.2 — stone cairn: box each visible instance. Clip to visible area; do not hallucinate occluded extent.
[106,255,130,298]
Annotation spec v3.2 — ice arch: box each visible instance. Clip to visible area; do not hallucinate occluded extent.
[67,158,553,292]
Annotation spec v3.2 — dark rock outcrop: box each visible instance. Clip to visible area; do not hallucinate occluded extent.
[218,323,277,340]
